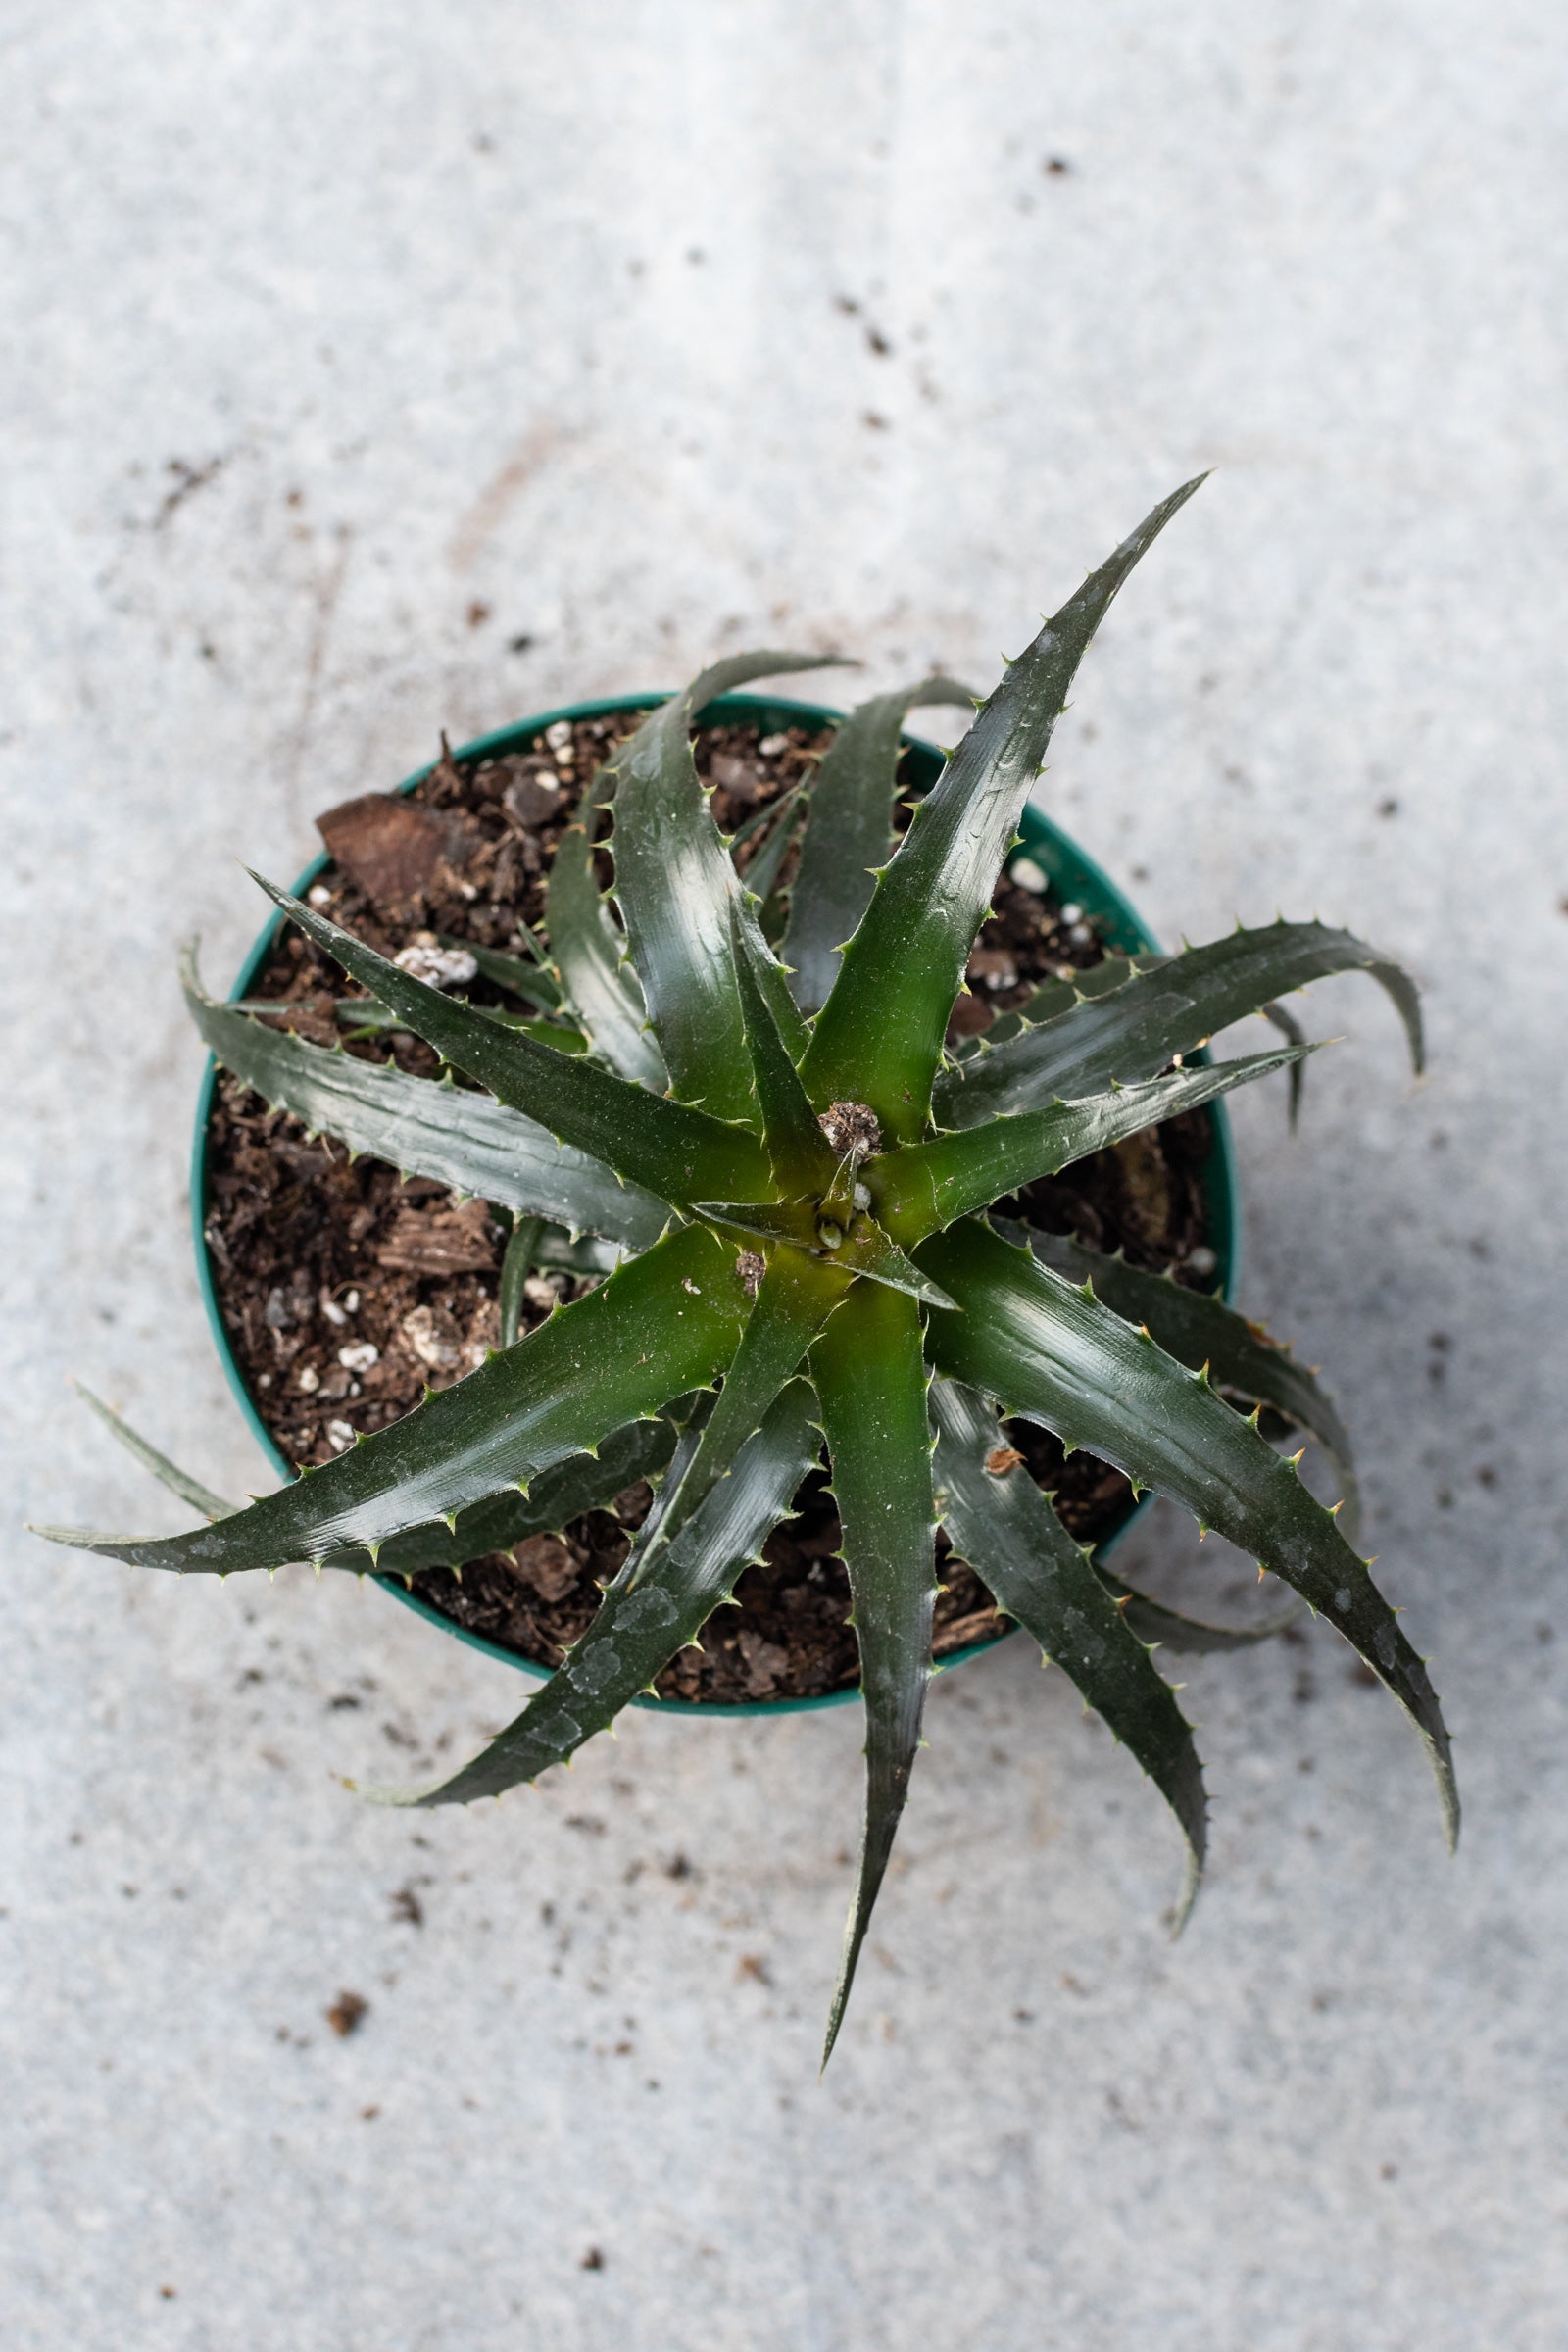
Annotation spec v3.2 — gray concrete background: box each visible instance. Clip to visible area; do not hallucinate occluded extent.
[4,4,1565,2346]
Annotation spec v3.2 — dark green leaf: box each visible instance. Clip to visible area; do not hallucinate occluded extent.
[728,900,838,1195]
[368,1380,820,1806]
[995,1219,1360,1536]
[245,881,773,1209]
[605,653,846,1117]
[1098,1570,1302,1654]
[930,1377,1204,1920]
[529,1224,623,1276]
[633,1245,849,1573]
[183,947,670,1249]
[72,1383,235,1522]
[802,480,1206,1138]
[995,950,1163,1040]
[933,921,1420,1129]
[735,785,807,912]
[307,995,587,1052]
[872,1047,1311,1246]
[812,1282,938,2065]
[544,819,667,1086]
[919,1219,1458,1848]
[69,1383,685,1595]
[498,1215,543,1349]
[344,1418,679,1580]
[33,1227,752,1576]
[783,676,975,1014]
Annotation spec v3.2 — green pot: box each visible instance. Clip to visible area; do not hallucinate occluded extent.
[191,692,1242,1715]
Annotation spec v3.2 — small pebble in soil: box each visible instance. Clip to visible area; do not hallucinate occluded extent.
[1058,902,1084,925]
[297,1365,320,1394]
[308,884,333,908]
[320,1294,349,1328]
[1186,1245,1217,1278]
[544,720,573,752]
[758,734,788,756]
[394,938,478,989]
[1010,857,1048,893]
[326,1420,356,1452]
[338,1342,379,1372]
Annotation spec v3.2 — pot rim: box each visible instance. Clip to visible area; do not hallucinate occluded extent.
[191,689,1242,1717]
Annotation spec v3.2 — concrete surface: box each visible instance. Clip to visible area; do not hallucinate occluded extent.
[4,4,1566,2347]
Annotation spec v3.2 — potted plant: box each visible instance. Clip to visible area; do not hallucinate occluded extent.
[36,477,1453,2060]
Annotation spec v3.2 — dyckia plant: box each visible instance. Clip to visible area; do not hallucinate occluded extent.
[39,477,1456,2060]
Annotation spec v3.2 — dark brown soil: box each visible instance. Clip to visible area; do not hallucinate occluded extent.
[202,710,1217,1703]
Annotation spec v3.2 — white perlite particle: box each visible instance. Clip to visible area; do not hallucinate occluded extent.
[393,940,478,989]
[401,1306,462,1369]
[337,1342,379,1373]
[326,1420,356,1452]
[1010,857,1048,893]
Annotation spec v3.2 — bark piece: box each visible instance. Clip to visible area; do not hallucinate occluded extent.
[377,1200,499,1277]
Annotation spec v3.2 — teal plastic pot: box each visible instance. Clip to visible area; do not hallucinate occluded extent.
[192,692,1242,1715]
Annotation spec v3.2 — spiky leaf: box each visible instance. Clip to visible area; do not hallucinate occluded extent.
[247,879,772,1208]
[352,1417,679,1580]
[497,1214,543,1349]
[728,899,837,1195]
[35,1228,751,1575]
[784,676,974,1013]
[1095,1570,1302,1655]
[733,782,807,906]
[919,1218,1457,1847]
[606,654,842,1117]
[183,949,669,1249]
[72,1383,235,1522]
[369,1380,820,1805]
[812,1281,938,2063]
[544,817,667,1086]
[801,479,1206,1137]
[996,1219,1359,1533]
[930,1377,1204,1918]
[934,920,1421,1129]
[871,1047,1310,1246]
[633,1245,848,1574]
